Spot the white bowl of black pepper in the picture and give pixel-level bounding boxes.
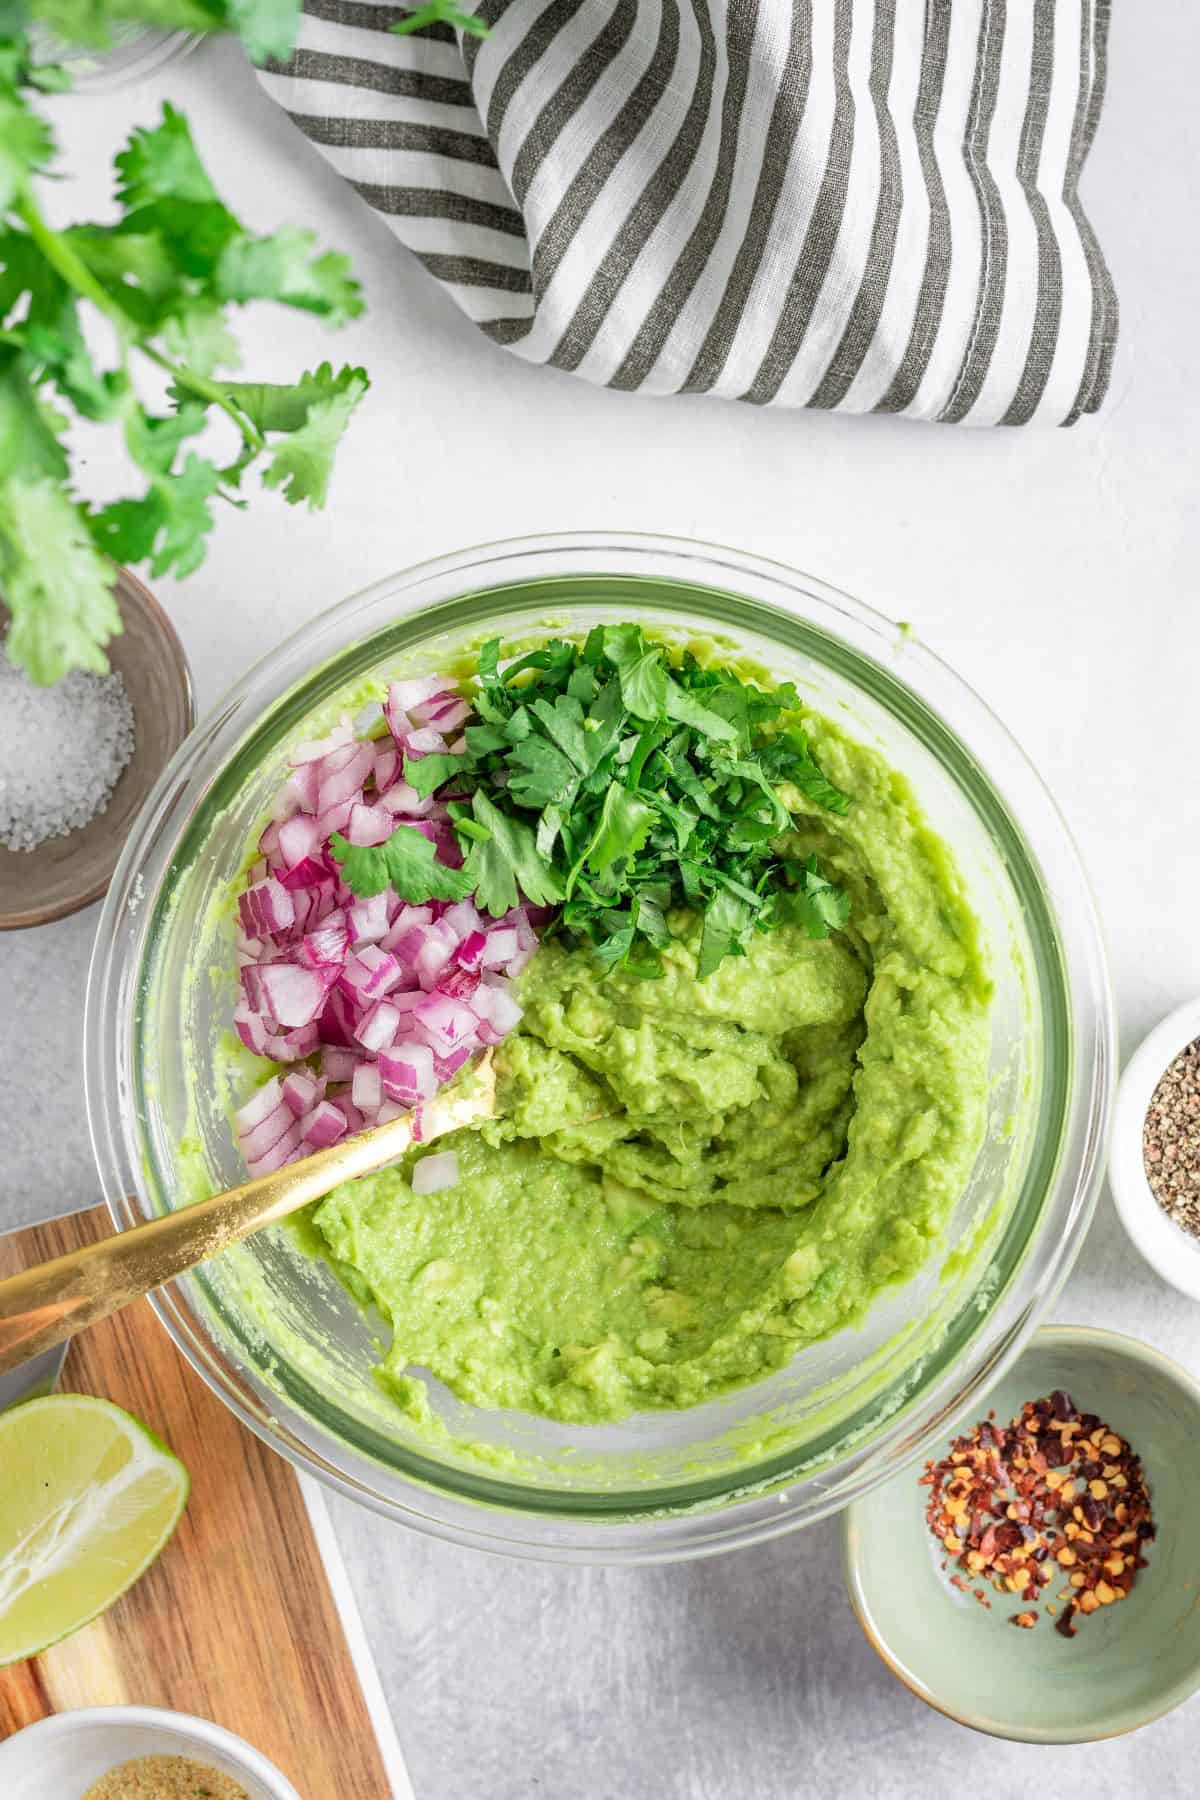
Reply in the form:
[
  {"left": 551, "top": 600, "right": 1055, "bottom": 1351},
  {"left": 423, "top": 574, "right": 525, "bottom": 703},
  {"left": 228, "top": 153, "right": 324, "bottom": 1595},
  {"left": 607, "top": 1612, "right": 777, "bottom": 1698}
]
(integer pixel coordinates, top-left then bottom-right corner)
[
  {"left": 0, "top": 1705, "right": 300, "bottom": 1800},
  {"left": 1109, "top": 997, "right": 1200, "bottom": 1303}
]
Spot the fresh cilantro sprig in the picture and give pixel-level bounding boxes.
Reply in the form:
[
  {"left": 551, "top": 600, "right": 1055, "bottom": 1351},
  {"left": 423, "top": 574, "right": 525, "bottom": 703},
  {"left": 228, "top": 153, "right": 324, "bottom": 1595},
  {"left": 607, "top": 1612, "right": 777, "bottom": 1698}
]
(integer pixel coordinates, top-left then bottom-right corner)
[
  {"left": 334, "top": 629, "right": 853, "bottom": 979},
  {"left": 0, "top": 5, "right": 368, "bottom": 683},
  {"left": 330, "top": 825, "right": 472, "bottom": 903},
  {"left": 392, "top": 2, "right": 489, "bottom": 37}
]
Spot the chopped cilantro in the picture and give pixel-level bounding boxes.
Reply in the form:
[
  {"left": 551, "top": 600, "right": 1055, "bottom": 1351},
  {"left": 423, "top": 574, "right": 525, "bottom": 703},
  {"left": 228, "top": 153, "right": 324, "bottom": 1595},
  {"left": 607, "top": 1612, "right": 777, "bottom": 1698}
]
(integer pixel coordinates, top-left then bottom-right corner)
[
  {"left": 330, "top": 824, "right": 472, "bottom": 904},
  {"left": 337, "top": 631, "right": 851, "bottom": 978},
  {"left": 460, "top": 790, "right": 566, "bottom": 916},
  {"left": 369, "top": 628, "right": 852, "bottom": 978}
]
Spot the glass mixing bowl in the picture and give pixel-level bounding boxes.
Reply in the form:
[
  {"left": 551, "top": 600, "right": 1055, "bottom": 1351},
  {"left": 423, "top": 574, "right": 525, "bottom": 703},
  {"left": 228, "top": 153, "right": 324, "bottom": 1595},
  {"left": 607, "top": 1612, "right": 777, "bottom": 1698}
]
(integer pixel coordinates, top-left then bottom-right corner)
[{"left": 84, "top": 534, "right": 1113, "bottom": 1561}]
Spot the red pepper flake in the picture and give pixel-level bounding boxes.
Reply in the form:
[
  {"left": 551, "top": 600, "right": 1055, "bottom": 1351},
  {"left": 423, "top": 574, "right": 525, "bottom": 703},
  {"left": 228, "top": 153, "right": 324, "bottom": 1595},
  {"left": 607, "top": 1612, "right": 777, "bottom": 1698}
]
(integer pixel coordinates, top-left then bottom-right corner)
[{"left": 921, "top": 1392, "right": 1154, "bottom": 1641}]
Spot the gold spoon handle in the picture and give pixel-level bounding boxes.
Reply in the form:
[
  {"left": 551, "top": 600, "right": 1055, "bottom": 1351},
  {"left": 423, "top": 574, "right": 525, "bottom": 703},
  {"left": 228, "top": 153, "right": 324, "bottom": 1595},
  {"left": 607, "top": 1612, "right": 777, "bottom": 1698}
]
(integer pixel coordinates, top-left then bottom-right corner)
[{"left": 0, "top": 1057, "right": 495, "bottom": 1377}]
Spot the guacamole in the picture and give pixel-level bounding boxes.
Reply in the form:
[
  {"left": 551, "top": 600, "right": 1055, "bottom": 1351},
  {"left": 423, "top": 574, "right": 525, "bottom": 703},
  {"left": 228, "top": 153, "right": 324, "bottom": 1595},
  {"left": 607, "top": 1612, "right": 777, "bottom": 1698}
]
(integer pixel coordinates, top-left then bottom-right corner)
[{"left": 312, "top": 713, "right": 991, "bottom": 1425}]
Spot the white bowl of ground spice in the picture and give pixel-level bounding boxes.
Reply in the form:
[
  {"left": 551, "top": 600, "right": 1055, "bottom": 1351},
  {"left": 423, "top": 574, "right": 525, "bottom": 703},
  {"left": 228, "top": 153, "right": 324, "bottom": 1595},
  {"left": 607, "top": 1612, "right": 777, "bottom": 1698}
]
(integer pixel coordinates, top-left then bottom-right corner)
[
  {"left": 1110, "top": 997, "right": 1200, "bottom": 1303},
  {"left": 0, "top": 1706, "right": 300, "bottom": 1800}
]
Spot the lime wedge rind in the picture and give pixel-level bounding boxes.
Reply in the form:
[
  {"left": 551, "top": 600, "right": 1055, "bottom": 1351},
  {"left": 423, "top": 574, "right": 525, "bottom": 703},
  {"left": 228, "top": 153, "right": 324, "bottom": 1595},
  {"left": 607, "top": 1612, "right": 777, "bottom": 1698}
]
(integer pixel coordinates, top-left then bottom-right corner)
[{"left": 0, "top": 1393, "right": 189, "bottom": 1667}]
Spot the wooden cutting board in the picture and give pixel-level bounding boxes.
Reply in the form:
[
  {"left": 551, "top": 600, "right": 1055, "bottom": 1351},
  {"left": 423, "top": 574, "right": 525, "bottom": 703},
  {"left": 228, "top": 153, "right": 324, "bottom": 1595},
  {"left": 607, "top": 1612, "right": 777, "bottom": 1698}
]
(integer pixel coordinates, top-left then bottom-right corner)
[{"left": 0, "top": 1206, "right": 397, "bottom": 1799}]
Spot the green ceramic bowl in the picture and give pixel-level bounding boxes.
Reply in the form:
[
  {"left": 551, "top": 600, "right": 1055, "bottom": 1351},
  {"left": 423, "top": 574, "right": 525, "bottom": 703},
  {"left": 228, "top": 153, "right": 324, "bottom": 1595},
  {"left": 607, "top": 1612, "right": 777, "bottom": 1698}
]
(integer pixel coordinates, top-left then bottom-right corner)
[{"left": 841, "top": 1326, "right": 1200, "bottom": 1743}]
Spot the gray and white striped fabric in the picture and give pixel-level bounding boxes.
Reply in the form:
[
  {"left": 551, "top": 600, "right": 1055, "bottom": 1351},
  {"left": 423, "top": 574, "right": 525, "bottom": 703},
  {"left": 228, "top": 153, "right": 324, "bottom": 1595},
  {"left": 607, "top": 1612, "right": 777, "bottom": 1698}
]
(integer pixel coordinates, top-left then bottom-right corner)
[{"left": 260, "top": 0, "right": 1116, "bottom": 425}]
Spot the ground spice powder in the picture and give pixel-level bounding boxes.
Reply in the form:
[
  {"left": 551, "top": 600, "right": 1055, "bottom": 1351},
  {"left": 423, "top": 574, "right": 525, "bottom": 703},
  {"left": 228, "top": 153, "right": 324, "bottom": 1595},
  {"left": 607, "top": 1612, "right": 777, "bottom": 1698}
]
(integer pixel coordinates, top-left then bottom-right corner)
[
  {"left": 82, "top": 1753, "right": 250, "bottom": 1800},
  {"left": 920, "top": 1390, "right": 1155, "bottom": 1637},
  {"left": 1144, "top": 1036, "right": 1200, "bottom": 1237}
]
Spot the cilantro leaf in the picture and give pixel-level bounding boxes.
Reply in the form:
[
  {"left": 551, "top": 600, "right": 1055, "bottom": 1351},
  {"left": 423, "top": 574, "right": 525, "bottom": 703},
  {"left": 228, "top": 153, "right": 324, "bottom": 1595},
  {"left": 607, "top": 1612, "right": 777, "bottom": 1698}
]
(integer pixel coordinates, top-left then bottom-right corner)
[
  {"left": 0, "top": 355, "right": 69, "bottom": 484},
  {"left": 217, "top": 362, "right": 366, "bottom": 434},
  {"left": 402, "top": 749, "right": 473, "bottom": 798},
  {"left": 259, "top": 373, "right": 368, "bottom": 508},
  {"left": 0, "top": 90, "right": 53, "bottom": 209},
  {"left": 762, "top": 725, "right": 852, "bottom": 816},
  {"left": 697, "top": 888, "right": 756, "bottom": 982},
  {"left": 0, "top": 474, "right": 120, "bottom": 683},
  {"left": 663, "top": 675, "right": 737, "bottom": 741},
  {"left": 635, "top": 887, "right": 672, "bottom": 949},
  {"left": 529, "top": 692, "right": 590, "bottom": 769},
  {"left": 115, "top": 105, "right": 219, "bottom": 210},
  {"left": 216, "top": 225, "right": 363, "bottom": 324},
  {"left": 393, "top": 0, "right": 490, "bottom": 35},
  {"left": 464, "top": 722, "right": 507, "bottom": 756},
  {"left": 460, "top": 789, "right": 564, "bottom": 916},
  {"left": 579, "top": 782, "right": 655, "bottom": 878},
  {"left": 602, "top": 623, "right": 668, "bottom": 720},
  {"left": 330, "top": 824, "right": 473, "bottom": 903},
  {"left": 124, "top": 402, "right": 208, "bottom": 476},
  {"left": 777, "top": 856, "right": 851, "bottom": 939},
  {"left": 507, "top": 733, "right": 579, "bottom": 809},
  {"left": 225, "top": 0, "right": 303, "bottom": 62},
  {"left": 161, "top": 303, "right": 241, "bottom": 377}
]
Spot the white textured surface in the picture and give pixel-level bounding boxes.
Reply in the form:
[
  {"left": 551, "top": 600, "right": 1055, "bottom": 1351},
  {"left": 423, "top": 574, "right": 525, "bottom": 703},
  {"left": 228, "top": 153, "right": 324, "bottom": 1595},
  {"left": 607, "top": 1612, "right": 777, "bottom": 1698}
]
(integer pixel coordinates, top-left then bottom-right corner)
[{"left": 3, "top": 8, "right": 1199, "bottom": 1795}]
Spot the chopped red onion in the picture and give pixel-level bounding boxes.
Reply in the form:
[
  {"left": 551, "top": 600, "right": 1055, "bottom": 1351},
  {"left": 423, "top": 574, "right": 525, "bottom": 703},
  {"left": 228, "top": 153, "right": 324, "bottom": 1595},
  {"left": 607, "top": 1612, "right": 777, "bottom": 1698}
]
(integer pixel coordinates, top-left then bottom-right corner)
[
  {"left": 258, "top": 963, "right": 334, "bottom": 1029},
  {"left": 378, "top": 1042, "right": 436, "bottom": 1105},
  {"left": 300, "top": 1100, "right": 348, "bottom": 1149},
  {"left": 413, "top": 992, "right": 478, "bottom": 1053},
  {"left": 297, "top": 916, "right": 350, "bottom": 970},
  {"left": 348, "top": 892, "right": 389, "bottom": 945},
  {"left": 282, "top": 1070, "right": 325, "bottom": 1117},
  {"left": 378, "top": 781, "right": 434, "bottom": 818},
  {"left": 441, "top": 898, "right": 483, "bottom": 941},
  {"left": 314, "top": 796, "right": 355, "bottom": 842},
  {"left": 318, "top": 743, "right": 374, "bottom": 814},
  {"left": 478, "top": 927, "right": 519, "bottom": 968},
  {"left": 435, "top": 964, "right": 480, "bottom": 1002},
  {"left": 322, "top": 1045, "right": 363, "bottom": 1083},
  {"left": 235, "top": 1076, "right": 285, "bottom": 1134},
  {"left": 239, "top": 1099, "right": 296, "bottom": 1163},
  {"left": 343, "top": 945, "right": 405, "bottom": 1001},
  {"left": 346, "top": 801, "right": 394, "bottom": 847},
  {"left": 454, "top": 930, "right": 488, "bottom": 972},
  {"left": 472, "top": 983, "right": 523, "bottom": 1036},
  {"left": 404, "top": 726, "right": 447, "bottom": 760},
  {"left": 246, "top": 1120, "right": 304, "bottom": 1177},
  {"left": 411, "top": 695, "right": 471, "bottom": 733},
  {"left": 278, "top": 813, "right": 321, "bottom": 869},
  {"left": 331, "top": 1095, "right": 365, "bottom": 1134},
  {"left": 411, "top": 1150, "right": 459, "bottom": 1195},
  {"left": 290, "top": 719, "right": 354, "bottom": 765},
  {"left": 415, "top": 933, "right": 455, "bottom": 991},
  {"left": 235, "top": 673, "right": 544, "bottom": 1174},
  {"left": 433, "top": 1046, "right": 474, "bottom": 1082},
  {"left": 352, "top": 1061, "right": 383, "bottom": 1112},
  {"left": 355, "top": 998, "right": 402, "bottom": 1052},
  {"left": 388, "top": 676, "right": 448, "bottom": 716}
]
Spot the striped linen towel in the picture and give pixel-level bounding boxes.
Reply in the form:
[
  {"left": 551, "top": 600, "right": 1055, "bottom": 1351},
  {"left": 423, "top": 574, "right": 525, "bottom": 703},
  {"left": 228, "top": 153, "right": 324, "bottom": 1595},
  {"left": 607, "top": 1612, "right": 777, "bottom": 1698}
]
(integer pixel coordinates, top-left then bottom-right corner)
[{"left": 259, "top": 0, "right": 1117, "bottom": 425}]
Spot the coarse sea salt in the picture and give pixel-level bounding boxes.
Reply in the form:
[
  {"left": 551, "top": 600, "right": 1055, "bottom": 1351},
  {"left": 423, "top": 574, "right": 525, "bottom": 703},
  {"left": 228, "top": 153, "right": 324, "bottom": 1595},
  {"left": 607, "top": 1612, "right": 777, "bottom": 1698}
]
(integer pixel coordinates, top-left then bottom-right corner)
[{"left": 0, "top": 646, "right": 136, "bottom": 852}]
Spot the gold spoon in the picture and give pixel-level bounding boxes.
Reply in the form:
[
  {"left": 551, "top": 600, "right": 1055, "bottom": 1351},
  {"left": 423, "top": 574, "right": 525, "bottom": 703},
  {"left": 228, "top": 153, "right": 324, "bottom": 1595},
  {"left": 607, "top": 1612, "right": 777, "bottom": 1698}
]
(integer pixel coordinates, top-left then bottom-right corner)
[{"left": 0, "top": 1051, "right": 498, "bottom": 1378}]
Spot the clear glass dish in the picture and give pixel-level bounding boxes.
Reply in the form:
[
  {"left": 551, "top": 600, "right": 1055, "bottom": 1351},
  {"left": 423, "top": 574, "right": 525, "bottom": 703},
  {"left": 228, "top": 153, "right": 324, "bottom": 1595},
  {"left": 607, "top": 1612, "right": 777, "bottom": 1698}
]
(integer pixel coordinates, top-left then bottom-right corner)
[{"left": 84, "top": 534, "right": 1114, "bottom": 1562}]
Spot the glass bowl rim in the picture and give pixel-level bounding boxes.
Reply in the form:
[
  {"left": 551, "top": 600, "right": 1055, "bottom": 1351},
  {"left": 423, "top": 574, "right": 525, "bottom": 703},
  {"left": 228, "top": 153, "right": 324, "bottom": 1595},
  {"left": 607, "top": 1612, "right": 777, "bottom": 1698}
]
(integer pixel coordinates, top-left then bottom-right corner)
[{"left": 83, "top": 531, "right": 1115, "bottom": 1562}]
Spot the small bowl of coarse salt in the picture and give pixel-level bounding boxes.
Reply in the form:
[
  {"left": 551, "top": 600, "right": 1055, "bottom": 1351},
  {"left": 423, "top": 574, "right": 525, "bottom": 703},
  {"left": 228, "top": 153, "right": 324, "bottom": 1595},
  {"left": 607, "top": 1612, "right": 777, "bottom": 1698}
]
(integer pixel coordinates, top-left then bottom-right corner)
[
  {"left": 0, "top": 568, "right": 193, "bottom": 929},
  {"left": 1109, "top": 997, "right": 1200, "bottom": 1303}
]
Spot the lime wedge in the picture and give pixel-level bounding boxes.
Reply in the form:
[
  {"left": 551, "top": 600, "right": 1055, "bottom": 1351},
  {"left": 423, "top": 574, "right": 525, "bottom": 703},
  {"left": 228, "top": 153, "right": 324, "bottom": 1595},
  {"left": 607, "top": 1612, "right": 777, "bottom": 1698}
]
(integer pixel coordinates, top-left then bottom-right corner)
[{"left": 0, "top": 1393, "right": 189, "bottom": 1666}]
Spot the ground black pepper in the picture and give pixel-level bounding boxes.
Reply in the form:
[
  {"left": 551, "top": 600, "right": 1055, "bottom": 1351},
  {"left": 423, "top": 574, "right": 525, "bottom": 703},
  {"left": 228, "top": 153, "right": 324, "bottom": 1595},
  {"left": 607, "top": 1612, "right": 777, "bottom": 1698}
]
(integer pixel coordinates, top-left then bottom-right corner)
[{"left": 1144, "top": 1037, "right": 1200, "bottom": 1237}]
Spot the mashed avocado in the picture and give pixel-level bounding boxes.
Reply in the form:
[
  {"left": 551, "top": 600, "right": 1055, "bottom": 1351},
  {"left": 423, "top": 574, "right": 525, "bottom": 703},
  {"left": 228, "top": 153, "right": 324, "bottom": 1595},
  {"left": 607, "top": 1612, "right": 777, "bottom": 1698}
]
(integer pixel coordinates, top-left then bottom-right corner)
[{"left": 312, "top": 711, "right": 991, "bottom": 1426}]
